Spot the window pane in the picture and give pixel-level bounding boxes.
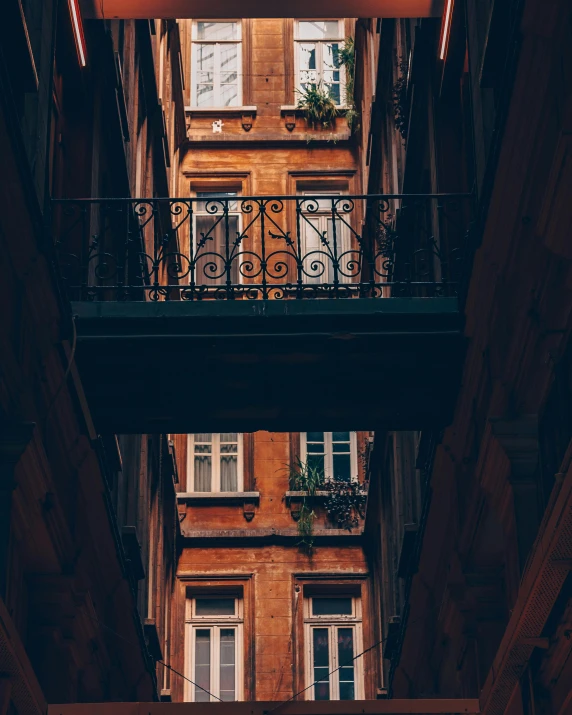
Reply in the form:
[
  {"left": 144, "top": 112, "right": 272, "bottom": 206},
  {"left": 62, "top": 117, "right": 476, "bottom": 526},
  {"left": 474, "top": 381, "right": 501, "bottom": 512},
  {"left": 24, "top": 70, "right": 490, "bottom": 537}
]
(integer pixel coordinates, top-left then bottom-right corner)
[
  {"left": 194, "top": 455, "right": 212, "bottom": 491},
  {"left": 197, "top": 22, "right": 239, "bottom": 41},
  {"left": 307, "top": 443, "right": 325, "bottom": 453},
  {"left": 194, "top": 629, "right": 211, "bottom": 702},
  {"left": 196, "top": 84, "right": 215, "bottom": 107},
  {"left": 299, "top": 43, "right": 317, "bottom": 71},
  {"left": 307, "top": 432, "right": 325, "bottom": 443},
  {"left": 195, "top": 433, "right": 213, "bottom": 443},
  {"left": 220, "top": 44, "right": 238, "bottom": 72},
  {"left": 333, "top": 454, "right": 351, "bottom": 481},
  {"left": 196, "top": 194, "right": 239, "bottom": 213},
  {"left": 220, "top": 453, "right": 238, "bottom": 491},
  {"left": 312, "top": 597, "right": 353, "bottom": 615},
  {"left": 337, "top": 628, "right": 355, "bottom": 700},
  {"left": 325, "top": 82, "right": 340, "bottom": 105},
  {"left": 308, "top": 454, "right": 325, "bottom": 477},
  {"left": 332, "top": 443, "right": 351, "bottom": 453},
  {"left": 196, "top": 44, "right": 215, "bottom": 71},
  {"left": 220, "top": 433, "right": 238, "bottom": 443},
  {"left": 219, "top": 629, "right": 236, "bottom": 701},
  {"left": 313, "top": 628, "right": 330, "bottom": 701},
  {"left": 195, "top": 216, "right": 239, "bottom": 285},
  {"left": 298, "top": 21, "right": 340, "bottom": 40},
  {"left": 195, "top": 597, "right": 235, "bottom": 615},
  {"left": 221, "top": 84, "right": 239, "bottom": 107},
  {"left": 324, "top": 42, "right": 341, "bottom": 70},
  {"left": 332, "top": 432, "right": 351, "bottom": 442}
]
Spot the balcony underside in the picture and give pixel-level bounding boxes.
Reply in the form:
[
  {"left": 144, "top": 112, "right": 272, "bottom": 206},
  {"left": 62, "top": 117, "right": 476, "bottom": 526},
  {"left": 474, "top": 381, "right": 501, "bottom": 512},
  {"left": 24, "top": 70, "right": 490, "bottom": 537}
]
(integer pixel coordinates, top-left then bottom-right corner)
[
  {"left": 79, "top": 0, "right": 443, "bottom": 18},
  {"left": 71, "top": 297, "right": 465, "bottom": 434}
]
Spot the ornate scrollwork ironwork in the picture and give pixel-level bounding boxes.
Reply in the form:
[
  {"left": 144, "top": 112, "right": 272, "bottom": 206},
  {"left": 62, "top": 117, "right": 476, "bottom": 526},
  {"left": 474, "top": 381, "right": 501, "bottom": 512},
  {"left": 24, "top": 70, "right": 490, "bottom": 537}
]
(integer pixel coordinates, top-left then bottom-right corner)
[{"left": 52, "top": 194, "right": 473, "bottom": 301}]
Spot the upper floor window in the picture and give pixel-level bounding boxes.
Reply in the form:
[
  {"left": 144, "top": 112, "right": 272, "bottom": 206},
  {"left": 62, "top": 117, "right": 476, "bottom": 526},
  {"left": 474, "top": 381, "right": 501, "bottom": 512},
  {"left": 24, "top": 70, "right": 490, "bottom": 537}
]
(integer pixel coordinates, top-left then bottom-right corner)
[
  {"left": 301, "top": 432, "right": 358, "bottom": 482},
  {"left": 186, "top": 594, "right": 243, "bottom": 701},
  {"left": 295, "top": 21, "right": 345, "bottom": 105},
  {"left": 194, "top": 191, "right": 240, "bottom": 286},
  {"left": 304, "top": 594, "right": 363, "bottom": 700},
  {"left": 189, "top": 433, "right": 243, "bottom": 492},
  {"left": 299, "top": 192, "right": 351, "bottom": 284},
  {"left": 191, "top": 21, "right": 241, "bottom": 107}
]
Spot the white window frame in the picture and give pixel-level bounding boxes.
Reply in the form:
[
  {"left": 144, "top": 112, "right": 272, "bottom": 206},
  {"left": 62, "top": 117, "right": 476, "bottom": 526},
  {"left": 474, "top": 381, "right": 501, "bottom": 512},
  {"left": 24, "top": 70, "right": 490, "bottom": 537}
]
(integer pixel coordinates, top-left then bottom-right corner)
[
  {"left": 187, "top": 433, "right": 244, "bottom": 493},
  {"left": 304, "top": 594, "right": 364, "bottom": 701},
  {"left": 192, "top": 191, "right": 243, "bottom": 288},
  {"left": 191, "top": 21, "right": 242, "bottom": 108},
  {"left": 300, "top": 432, "right": 358, "bottom": 482},
  {"left": 299, "top": 191, "right": 353, "bottom": 285},
  {"left": 294, "top": 20, "right": 346, "bottom": 107},
  {"left": 185, "top": 595, "right": 244, "bottom": 702}
]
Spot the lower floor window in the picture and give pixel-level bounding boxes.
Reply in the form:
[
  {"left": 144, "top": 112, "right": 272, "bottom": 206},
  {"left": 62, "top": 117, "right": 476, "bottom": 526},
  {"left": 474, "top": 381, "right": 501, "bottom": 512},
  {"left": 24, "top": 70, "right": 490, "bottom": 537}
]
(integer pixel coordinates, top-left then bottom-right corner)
[
  {"left": 305, "top": 594, "right": 363, "bottom": 700},
  {"left": 186, "top": 594, "right": 243, "bottom": 701},
  {"left": 192, "top": 626, "right": 238, "bottom": 701},
  {"left": 311, "top": 625, "right": 356, "bottom": 700}
]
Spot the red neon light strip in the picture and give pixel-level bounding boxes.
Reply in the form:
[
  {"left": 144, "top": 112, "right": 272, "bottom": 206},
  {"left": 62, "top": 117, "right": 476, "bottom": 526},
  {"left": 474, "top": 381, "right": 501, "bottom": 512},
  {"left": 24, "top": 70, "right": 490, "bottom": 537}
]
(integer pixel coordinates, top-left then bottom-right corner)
[
  {"left": 439, "top": 0, "right": 454, "bottom": 60},
  {"left": 69, "top": 0, "right": 87, "bottom": 67}
]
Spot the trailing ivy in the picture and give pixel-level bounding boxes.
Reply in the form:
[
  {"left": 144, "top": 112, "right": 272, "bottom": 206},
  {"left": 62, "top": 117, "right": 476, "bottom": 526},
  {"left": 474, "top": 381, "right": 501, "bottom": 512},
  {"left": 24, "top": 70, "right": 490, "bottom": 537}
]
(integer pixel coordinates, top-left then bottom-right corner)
[
  {"left": 339, "top": 36, "right": 359, "bottom": 132},
  {"left": 392, "top": 57, "right": 410, "bottom": 140},
  {"left": 296, "top": 503, "right": 317, "bottom": 553},
  {"left": 286, "top": 459, "right": 368, "bottom": 554}
]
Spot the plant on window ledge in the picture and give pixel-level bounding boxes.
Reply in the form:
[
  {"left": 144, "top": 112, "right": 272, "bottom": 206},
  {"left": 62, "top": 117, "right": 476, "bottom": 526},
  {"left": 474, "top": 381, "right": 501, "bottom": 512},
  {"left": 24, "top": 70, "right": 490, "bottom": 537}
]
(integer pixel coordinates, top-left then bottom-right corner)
[
  {"left": 286, "top": 458, "right": 323, "bottom": 554},
  {"left": 322, "top": 479, "right": 368, "bottom": 531},
  {"left": 392, "top": 57, "right": 410, "bottom": 141},
  {"left": 339, "top": 36, "right": 359, "bottom": 132},
  {"left": 296, "top": 83, "right": 339, "bottom": 130},
  {"left": 296, "top": 503, "right": 317, "bottom": 553},
  {"left": 286, "top": 459, "right": 368, "bottom": 552}
]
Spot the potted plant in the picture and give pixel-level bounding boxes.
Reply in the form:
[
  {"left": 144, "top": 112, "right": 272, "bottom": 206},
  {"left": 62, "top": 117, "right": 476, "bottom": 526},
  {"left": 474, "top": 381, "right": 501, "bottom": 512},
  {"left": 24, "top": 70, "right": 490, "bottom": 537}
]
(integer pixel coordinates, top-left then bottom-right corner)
[{"left": 296, "top": 82, "right": 339, "bottom": 129}]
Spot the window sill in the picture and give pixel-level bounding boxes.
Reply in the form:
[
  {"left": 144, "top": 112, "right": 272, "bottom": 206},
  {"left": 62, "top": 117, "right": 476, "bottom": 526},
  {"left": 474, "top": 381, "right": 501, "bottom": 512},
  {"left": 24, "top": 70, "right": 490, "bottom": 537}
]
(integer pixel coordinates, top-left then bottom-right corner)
[
  {"left": 285, "top": 490, "right": 332, "bottom": 503},
  {"left": 185, "top": 106, "right": 257, "bottom": 116},
  {"left": 280, "top": 105, "right": 350, "bottom": 115},
  {"left": 285, "top": 488, "right": 362, "bottom": 503},
  {"left": 177, "top": 491, "right": 260, "bottom": 505}
]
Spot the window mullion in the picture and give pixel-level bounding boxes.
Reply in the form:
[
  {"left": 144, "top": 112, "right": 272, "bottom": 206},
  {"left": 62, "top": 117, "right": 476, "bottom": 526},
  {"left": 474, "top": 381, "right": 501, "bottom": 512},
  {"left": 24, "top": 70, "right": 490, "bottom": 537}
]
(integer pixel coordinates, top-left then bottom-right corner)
[
  {"left": 211, "top": 626, "right": 218, "bottom": 701},
  {"left": 325, "top": 432, "right": 333, "bottom": 480},
  {"left": 330, "top": 625, "right": 337, "bottom": 700},
  {"left": 213, "top": 434, "right": 220, "bottom": 492},
  {"left": 214, "top": 43, "right": 221, "bottom": 105}
]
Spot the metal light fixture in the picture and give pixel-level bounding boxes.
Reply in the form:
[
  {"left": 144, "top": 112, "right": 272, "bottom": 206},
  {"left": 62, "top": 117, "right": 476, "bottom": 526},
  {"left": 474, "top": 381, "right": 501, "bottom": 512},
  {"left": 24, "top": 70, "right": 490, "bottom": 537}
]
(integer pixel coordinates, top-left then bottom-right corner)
[
  {"left": 439, "top": 0, "right": 454, "bottom": 60},
  {"left": 68, "top": 0, "right": 87, "bottom": 67}
]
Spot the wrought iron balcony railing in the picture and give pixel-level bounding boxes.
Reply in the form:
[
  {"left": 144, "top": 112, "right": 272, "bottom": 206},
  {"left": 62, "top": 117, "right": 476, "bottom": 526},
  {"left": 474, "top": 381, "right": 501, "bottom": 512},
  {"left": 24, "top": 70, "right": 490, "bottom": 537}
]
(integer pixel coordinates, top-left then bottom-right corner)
[{"left": 52, "top": 194, "right": 473, "bottom": 301}]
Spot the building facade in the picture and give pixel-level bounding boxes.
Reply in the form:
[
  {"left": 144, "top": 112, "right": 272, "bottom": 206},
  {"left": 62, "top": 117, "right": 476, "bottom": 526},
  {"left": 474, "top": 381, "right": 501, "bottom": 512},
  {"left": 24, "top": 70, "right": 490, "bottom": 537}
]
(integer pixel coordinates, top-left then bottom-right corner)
[
  {"left": 366, "top": 5, "right": 572, "bottom": 715},
  {"left": 0, "top": 5, "right": 186, "bottom": 709},
  {"left": 170, "top": 430, "right": 375, "bottom": 703}
]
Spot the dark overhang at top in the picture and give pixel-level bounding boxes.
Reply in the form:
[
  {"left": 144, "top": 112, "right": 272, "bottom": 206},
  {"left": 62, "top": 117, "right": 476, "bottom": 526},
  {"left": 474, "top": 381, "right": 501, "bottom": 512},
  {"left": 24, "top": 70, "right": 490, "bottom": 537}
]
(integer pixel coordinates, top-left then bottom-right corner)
[{"left": 79, "top": 0, "right": 443, "bottom": 18}]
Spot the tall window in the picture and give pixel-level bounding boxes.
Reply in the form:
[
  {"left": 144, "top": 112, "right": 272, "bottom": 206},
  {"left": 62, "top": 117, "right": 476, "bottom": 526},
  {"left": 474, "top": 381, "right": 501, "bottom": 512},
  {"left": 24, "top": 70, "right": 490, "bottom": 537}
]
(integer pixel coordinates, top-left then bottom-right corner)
[
  {"left": 191, "top": 21, "right": 241, "bottom": 107},
  {"left": 194, "top": 192, "right": 240, "bottom": 287},
  {"left": 299, "top": 193, "right": 351, "bottom": 284},
  {"left": 186, "top": 595, "right": 243, "bottom": 701},
  {"left": 188, "top": 434, "right": 243, "bottom": 492},
  {"left": 304, "top": 594, "right": 363, "bottom": 700},
  {"left": 301, "top": 432, "right": 358, "bottom": 482},
  {"left": 295, "top": 21, "right": 345, "bottom": 105}
]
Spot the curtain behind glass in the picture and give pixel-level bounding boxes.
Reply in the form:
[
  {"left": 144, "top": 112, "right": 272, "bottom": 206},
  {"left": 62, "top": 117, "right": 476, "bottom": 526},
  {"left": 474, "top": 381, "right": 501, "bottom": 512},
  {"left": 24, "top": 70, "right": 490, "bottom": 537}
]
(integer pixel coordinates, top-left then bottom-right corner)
[
  {"left": 220, "top": 433, "right": 238, "bottom": 491},
  {"left": 194, "top": 433, "right": 212, "bottom": 491}
]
